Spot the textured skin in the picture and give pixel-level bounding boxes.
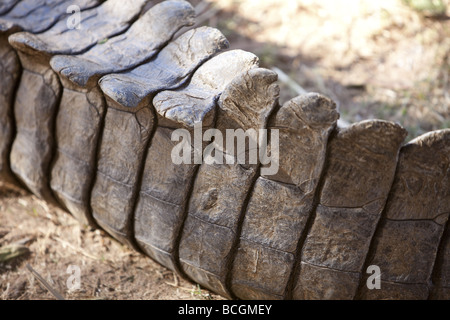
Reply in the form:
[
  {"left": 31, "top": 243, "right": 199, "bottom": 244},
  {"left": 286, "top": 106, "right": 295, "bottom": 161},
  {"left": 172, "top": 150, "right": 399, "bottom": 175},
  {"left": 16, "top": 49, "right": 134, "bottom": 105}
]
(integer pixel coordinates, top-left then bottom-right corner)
[
  {"left": 8, "top": 0, "right": 147, "bottom": 57},
  {"left": 0, "top": 0, "right": 102, "bottom": 186},
  {"left": 147, "top": 50, "right": 260, "bottom": 278},
  {"left": 48, "top": 0, "right": 197, "bottom": 226},
  {"left": 0, "top": 0, "right": 100, "bottom": 34},
  {"left": 100, "top": 27, "right": 230, "bottom": 271},
  {"left": 0, "top": 0, "right": 19, "bottom": 16},
  {"left": 293, "top": 121, "right": 407, "bottom": 299},
  {"left": 1, "top": 1, "right": 449, "bottom": 300},
  {"left": 177, "top": 67, "right": 279, "bottom": 298},
  {"left": 232, "top": 94, "right": 339, "bottom": 299},
  {"left": 6, "top": 0, "right": 148, "bottom": 204},
  {"left": 358, "top": 130, "right": 450, "bottom": 299},
  {"left": 0, "top": 34, "right": 20, "bottom": 186},
  {"left": 50, "top": 0, "right": 196, "bottom": 88},
  {"left": 90, "top": 26, "right": 229, "bottom": 246}
]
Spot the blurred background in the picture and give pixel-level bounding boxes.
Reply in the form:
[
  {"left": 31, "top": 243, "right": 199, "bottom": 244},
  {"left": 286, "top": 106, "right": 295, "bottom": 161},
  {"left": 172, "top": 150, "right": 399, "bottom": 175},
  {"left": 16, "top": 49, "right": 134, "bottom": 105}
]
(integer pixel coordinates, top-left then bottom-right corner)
[{"left": 165, "top": 0, "right": 449, "bottom": 141}]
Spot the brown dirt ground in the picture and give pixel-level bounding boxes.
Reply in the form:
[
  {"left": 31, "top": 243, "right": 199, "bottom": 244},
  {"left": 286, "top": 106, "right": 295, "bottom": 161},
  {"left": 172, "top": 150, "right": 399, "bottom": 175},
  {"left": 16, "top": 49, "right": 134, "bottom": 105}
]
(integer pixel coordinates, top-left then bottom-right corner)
[
  {"left": 0, "top": 183, "right": 223, "bottom": 300},
  {"left": 1, "top": 0, "right": 449, "bottom": 300}
]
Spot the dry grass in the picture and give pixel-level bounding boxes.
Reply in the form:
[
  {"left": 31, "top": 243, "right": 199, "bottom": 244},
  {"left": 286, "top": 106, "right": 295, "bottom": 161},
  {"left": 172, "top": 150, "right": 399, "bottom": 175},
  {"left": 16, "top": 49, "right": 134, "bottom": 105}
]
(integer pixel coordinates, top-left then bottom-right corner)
[{"left": 0, "top": 184, "right": 222, "bottom": 300}]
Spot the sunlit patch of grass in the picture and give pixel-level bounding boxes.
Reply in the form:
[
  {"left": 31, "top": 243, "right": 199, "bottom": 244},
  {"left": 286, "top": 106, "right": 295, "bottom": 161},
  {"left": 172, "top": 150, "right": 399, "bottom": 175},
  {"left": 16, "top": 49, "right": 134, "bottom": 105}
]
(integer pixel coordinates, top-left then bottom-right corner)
[
  {"left": 402, "top": 0, "right": 447, "bottom": 16},
  {"left": 190, "top": 284, "right": 213, "bottom": 300},
  {"left": 256, "top": 44, "right": 279, "bottom": 68},
  {"left": 216, "top": 18, "right": 238, "bottom": 38}
]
